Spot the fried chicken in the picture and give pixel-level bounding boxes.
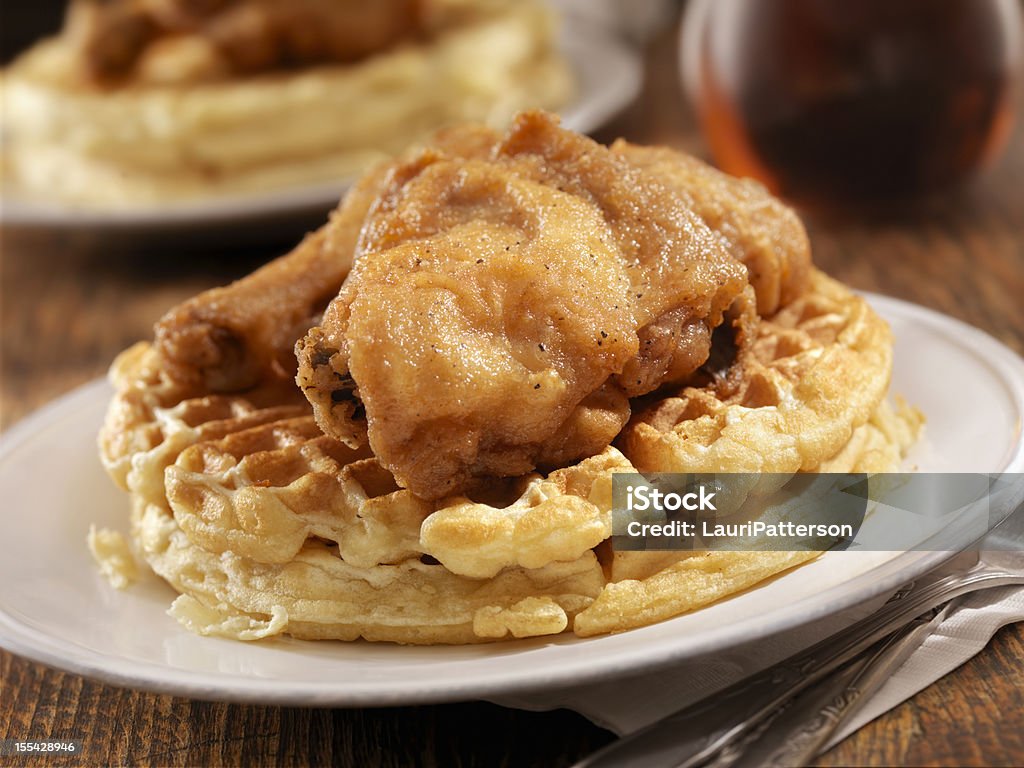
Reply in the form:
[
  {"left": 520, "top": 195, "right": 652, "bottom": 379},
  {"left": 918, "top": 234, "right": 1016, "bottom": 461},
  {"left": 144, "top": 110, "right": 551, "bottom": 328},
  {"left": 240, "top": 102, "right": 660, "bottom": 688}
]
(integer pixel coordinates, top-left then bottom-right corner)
[
  {"left": 156, "top": 111, "right": 811, "bottom": 501},
  {"left": 153, "top": 161, "right": 391, "bottom": 391},
  {"left": 295, "top": 112, "right": 751, "bottom": 499},
  {"left": 64, "top": 0, "right": 426, "bottom": 84},
  {"left": 151, "top": 120, "right": 505, "bottom": 392},
  {"left": 613, "top": 143, "right": 811, "bottom": 315}
]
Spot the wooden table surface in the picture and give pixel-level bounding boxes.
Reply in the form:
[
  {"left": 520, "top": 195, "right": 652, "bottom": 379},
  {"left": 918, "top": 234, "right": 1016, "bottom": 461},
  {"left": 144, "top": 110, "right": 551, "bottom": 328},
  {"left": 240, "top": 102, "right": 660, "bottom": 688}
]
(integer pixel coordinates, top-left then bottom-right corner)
[{"left": 2, "top": 13, "right": 1024, "bottom": 768}]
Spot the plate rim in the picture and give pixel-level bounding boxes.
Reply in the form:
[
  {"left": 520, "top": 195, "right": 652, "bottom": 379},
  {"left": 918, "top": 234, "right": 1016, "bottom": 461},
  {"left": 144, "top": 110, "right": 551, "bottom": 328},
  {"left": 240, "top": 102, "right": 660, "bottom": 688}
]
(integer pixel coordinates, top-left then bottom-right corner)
[{"left": 1, "top": 293, "right": 1022, "bottom": 706}]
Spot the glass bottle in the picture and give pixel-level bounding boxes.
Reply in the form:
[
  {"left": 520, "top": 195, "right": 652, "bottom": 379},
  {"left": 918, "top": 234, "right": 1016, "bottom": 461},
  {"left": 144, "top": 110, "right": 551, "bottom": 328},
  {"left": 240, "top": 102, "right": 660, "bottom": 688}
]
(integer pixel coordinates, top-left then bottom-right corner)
[{"left": 682, "top": 0, "right": 1022, "bottom": 204}]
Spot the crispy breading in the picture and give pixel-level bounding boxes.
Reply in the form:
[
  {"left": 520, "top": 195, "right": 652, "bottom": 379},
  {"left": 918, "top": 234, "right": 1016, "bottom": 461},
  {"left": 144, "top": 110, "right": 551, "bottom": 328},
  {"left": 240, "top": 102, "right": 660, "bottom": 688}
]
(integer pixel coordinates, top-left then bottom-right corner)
[
  {"left": 613, "top": 142, "right": 811, "bottom": 316},
  {"left": 297, "top": 112, "right": 749, "bottom": 499}
]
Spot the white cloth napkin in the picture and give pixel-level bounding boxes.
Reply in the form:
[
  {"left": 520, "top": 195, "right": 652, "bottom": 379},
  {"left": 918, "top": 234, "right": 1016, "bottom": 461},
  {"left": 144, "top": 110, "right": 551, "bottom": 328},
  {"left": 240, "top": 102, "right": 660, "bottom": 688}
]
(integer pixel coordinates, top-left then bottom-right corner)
[{"left": 489, "top": 567, "right": 1024, "bottom": 752}]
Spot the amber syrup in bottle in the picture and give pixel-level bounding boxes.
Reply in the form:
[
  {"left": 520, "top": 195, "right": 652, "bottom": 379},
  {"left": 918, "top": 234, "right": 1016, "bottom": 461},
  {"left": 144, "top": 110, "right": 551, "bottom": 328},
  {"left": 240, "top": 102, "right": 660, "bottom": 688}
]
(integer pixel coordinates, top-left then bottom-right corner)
[{"left": 683, "top": 0, "right": 1021, "bottom": 205}]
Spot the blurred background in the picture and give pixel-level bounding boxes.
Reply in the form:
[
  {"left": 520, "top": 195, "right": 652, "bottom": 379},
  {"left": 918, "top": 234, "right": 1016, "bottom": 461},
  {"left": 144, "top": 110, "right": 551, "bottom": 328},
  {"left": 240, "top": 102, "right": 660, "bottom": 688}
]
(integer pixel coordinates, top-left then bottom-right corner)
[
  {"left": 3, "top": 0, "right": 1020, "bottom": 208},
  {"left": 1, "top": 3, "right": 1024, "bottom": 765},
  {"left": 2, "top": 4, "right": 66, "bottom": 61}
]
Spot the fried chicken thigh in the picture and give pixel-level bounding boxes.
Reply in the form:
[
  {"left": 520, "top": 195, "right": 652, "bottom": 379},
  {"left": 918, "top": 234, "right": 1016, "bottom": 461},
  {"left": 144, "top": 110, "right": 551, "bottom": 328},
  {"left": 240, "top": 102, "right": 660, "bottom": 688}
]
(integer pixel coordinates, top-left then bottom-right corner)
[{"left": 296, "top": 112, "right": 751, "bottom": 499}]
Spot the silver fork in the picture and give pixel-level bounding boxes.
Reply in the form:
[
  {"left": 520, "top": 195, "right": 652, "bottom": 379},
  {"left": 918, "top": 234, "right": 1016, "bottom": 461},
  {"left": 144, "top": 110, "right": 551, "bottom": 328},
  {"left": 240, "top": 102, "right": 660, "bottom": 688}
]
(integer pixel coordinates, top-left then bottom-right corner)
[
  {"left": 709, "top": 597, "right": 964, "bottom": 768},
  {"left": 574, "top": 498, "right": 1024, "bottom": 768}
]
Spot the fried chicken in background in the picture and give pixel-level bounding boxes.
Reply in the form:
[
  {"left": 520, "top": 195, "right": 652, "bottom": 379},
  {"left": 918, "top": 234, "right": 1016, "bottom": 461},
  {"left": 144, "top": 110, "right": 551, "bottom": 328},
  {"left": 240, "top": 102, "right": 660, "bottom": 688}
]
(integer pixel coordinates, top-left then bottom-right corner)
[{"left": 63, "top": 0, "right": 427, "bottom": 84}]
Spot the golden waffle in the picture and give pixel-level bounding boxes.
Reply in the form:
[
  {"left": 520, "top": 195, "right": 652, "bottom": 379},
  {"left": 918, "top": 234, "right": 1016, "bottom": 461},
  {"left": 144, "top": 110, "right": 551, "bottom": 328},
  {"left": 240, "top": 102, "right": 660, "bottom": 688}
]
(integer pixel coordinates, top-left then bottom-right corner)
[
  {"left": 621, "top": 269, "right": 895, "bottom": 476},
  {"left": 100, "top": 343, "right": 629, "bottom": 642},
  {"left": 582, "top": 395, "right": 922, "bottom": 637},
  {"left": 97, "top": 316, "right": 920, "bottom": 643},
  {"left": 99, "top": 343, "right": 310, "bottom": 513},
  {"left": 586, "top": 270, "right": 919, "bottom": 638},
  {"left": 136, "top": 494, "right": 606, "bottom": 643}
]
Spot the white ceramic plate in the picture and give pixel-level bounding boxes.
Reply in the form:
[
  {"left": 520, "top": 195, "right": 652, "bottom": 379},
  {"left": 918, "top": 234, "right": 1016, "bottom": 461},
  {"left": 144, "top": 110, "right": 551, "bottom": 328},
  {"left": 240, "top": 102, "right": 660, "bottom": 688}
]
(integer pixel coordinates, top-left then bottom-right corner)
[
  {"left": 0, "top": 23, "right": 642, "bottom": 232},
  {"left": 1, "top": 295, "right": 1023, "bottom": 706}
]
